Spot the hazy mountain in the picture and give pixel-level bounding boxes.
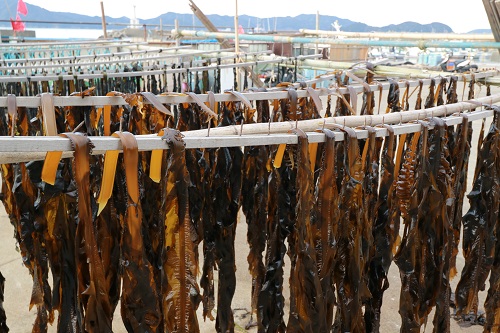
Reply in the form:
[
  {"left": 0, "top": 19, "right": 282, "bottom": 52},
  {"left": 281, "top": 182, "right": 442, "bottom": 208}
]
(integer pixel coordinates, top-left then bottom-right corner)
[
  {"left": 0, "top": 0, "right": 456, "bottom": 33},
  {"left": 468, "top": 28, "right": 492, "bottom": 34}
]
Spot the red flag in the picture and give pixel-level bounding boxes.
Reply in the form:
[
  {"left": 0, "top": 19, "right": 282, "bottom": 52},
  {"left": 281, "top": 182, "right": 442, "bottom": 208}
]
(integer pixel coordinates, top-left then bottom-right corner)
[
  {"left": 10, "top": 15, "right": 25, "bottom": 31},
  {"left": 17, "top": 0, "right": 28, "bottom": 16}
]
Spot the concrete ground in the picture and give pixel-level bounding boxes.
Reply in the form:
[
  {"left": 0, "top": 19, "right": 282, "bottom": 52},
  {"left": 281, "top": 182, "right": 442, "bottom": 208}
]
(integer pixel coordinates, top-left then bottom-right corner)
[{"left": 1, "top": 85, "right": 497, "bottom": 332}]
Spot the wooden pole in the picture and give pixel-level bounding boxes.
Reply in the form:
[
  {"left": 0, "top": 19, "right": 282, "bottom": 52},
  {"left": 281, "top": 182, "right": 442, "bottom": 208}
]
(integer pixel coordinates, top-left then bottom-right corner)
[
  {"left": 235, "top": 0, "right": 240, "bottom": 90},
  {"left": 175, "top": 19, "right": 180, "bottom": 47},
  {"left": 0, "top": 103, "right": 495, "bottom": 164},
  {"left": 100, "top": 1, "right": 108, "bottom": 39},
  {"left": 188, "top": 0, "right": 263, "bottom": 88}
]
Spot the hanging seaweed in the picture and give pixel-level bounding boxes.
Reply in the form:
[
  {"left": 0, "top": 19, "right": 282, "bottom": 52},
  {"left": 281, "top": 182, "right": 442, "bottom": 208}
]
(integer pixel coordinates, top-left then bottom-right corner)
[
  {"left": 287, "top": 129, "right": 327, "bottom": 333},
  {"left": 365, "top": 125, "right": 399, "bottom": 332},
  {"left": 311, "top": 129, "right": 339, "bottom": 328},
  {"left": 455, "top": 108, "right": 500, "bottom": 324},
  {"left": 332, "top": 126, "right": 368, "bottom": 333},
  {"left": 258, "top": 93, "right": 298, "bottom": 333},
  {"left": 360, "top": 64, "right": 376, "bottom": 116},
  {"left": 424, "top": 79, "right": 436, "bottom": 109},
  {"left": 395, "top": 117, "right": 453, "bottom": 332},
  {"left": 241, "top": 92, "right": 270, "bottom": 327},
  {"left": 211, "top": 101, "right": 243, "bottom": 332},
  {"left": 161, "top": 129, "right": 201, "bottom": 333},
  {"left": 386, "top": 79, "right": 401, "bottom": 113},
  {"left": 113, "top": 132, "right": 161, "bottom": 332},
  {"left": 415, "top": 80, "right": 424, "bottom": 110}
]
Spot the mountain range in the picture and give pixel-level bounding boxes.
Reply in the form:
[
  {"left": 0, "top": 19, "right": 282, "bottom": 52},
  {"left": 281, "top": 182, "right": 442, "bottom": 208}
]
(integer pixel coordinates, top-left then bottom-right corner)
[{"left": 0, "top": 0, "right": 490, "bottom": 34}]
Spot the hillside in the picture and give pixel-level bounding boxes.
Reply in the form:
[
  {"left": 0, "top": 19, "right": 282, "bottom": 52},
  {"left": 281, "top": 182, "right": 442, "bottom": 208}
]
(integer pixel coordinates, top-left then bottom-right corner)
[{"left": 0, "top": 0, "right": 455, "bottom": 33}]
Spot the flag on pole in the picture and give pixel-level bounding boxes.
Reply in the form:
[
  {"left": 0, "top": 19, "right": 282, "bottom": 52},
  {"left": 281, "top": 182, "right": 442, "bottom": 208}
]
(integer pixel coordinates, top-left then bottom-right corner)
[
  {"left": 17, "top": 0, "right": 28, "bottom": 16},
  {"left": 10, "top": 15, "right": 25, "bottom": 31}
]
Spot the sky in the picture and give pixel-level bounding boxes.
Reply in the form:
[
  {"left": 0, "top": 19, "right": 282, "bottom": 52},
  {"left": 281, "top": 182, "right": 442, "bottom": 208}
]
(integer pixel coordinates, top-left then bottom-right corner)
[{"left": 24, "top": 0, "right": 491, "bottom": 33}]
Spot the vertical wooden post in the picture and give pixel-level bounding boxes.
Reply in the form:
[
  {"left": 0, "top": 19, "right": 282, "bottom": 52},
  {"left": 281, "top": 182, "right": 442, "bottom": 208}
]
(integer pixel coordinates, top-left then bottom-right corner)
[
  {"left": 175, "top": 19, "right": 180, "bottom": 47},
  {"left": 234, "top": 0, "right": 240, "bottom": 90},
  {"left": 100, "top": 1, "right": 108, "bottom": 39}
]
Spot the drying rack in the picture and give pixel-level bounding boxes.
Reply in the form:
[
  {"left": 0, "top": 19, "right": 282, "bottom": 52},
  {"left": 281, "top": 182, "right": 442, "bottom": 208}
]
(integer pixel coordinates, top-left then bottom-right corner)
[
  {"left": 0, "top": 53, "right": 307, "bottom": 78},
  {"left": 0, "top": 70, "right": 497, "bottom": 164}
]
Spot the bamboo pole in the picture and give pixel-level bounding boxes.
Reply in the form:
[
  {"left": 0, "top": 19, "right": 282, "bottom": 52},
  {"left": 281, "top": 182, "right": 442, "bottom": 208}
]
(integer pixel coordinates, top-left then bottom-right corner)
[
  {"left": 100, "top": 1, "right": 108, "bottom": 39},
  {"left": 299, "top": 29, "right": 496, "bottom": 41},
  {"left": 0, "top": 71, "right": 494, "bottom": 108},
  {"left": 0, "top": 95, "right": 497, "bottom": 164},
  {"left": 176, "top": 29, "right": 500, "bottom": 49}
]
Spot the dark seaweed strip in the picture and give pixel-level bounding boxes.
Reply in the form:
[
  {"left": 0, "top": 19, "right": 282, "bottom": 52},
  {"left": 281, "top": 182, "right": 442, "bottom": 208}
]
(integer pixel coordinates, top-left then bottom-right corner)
[
  {"left": 334, "top": 73, "right": 351, "bottom": 117},
  {"left": 394, "top": 131, "right": 424, "bottom": 332},
  {"left": 365, "top": 125, "right": 398, "bottom": 332},
  {"left": 175, "top": 102, "right": 204, "bottom": 257},
  {"left": 114, "top": 132, "right": 161, "bottom": 332},
  {"left": 312, "top": 129, "right": 339, "bottom": 328},
  {"left": 360, "top": 65, "right": 375, "bottom": 116},
  {"left": 161, "top": 129, "right": 201, "bottom": 333},
  {"left": 456, "top": 109, "right": 500, "bottom": 318},
  {"left": 63, "top": 132, "right": 114, "bottom": 332},
  {"left": 361, "top": 128, "right": 382, "bottom": 285},
  {"left": 431, "top": 118, "right": 454, "bottom": 333},
  {"left": 396, "top": 118, "right": 452, "bottom": 332},
  {"left": 424, "top": 79, "right": 436, "bottom": 109},
  {"left": 483, "top": 111, "right": 500, "bottom": 333},
  {"left": 0, "top": 272, "right": 7, "bottom": 333},
  {"left": 435, "top": 80, "right": 446, "bottom": 107},
  {"left": 448, "top": 116, "right": 472, "bottom": 281},
  {"left": 11, "top": 107, "right": 52, "bottom": 333},
  {"left": 325, "top": 95, "right": 332, "bottom": 118},
  {"left": 87, "top": 103, "right": 123, "bottom": 323},
  {"left": 212, "top": 102, "right": 243, "bottom": 333},
  {"left": 241, "top": 96, "right": 270, "bottom": 323},
  {"left": 415, "top": 80, "right": 424, "bottom": 110},
  {"left": 332, "top": 126, "right": 366, "bottom": 333},
  {"left": 200, "top": 145, "right": 216, "bottom": 321},
  {"left": 386, "top": 80, "right": 401, "bottom": 113},
  {"left": 287, "top": 129, "right": 326, "bottom": 333},
  {"left": 257, "top": 152, "right": 287, "bottom": 333}
]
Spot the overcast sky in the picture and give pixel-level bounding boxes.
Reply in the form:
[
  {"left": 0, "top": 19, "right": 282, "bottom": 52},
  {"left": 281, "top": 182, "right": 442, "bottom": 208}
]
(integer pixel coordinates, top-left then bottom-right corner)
[{"left": 25, "top": 0, "right": 491, "bottom": 33}]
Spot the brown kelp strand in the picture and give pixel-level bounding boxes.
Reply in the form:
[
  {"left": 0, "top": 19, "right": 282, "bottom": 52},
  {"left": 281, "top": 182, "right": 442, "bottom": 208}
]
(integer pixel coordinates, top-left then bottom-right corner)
[
  {"left": 332, "top": 126, "right": 368, "bottom": 333},
  {"left": 484, "top": 113, "right": 500, "bottom": 333},
  {"left": 200, "top": 143, "right": 217, "bottom": 322},
  {"left": 126, "top": 93, "right": 173, "bottom": 301},
  {"left": 287, "top": 129, "right": 327, "bottom": 333},
  {"left": 360, "top": 64, "right": 376, "bottom": 116},
  {"left": 312, "top": 129, "right": 339, "bottom": 328},
  {"left": 0, "top": 272, "right": 7, "bottom": 333},
  {"left": 62, "top": 132, "right": 115, "bottom": 332},
  {"left": 211, "top": 101, "right": 243, "bottom": 333},
  {"left": 415, "top": 80, "right": 424, "bottom": 110},
  {"left": 241, "top": 94, "right": 270, "bottom": 325},
  {"left": 455, "top": 108, "right": 500, "bottom": 322},
  {"left": 175, "top": 101, "right": 206, "bottom": 256},
  {"left": 424, "top": 79, "right": 436, "bottom": 109},
  {"left": 334, "top": 73, "right": 351, "bottom": 117},
  {"left": 258, "top": 97, "right": 298, "bottom": 333},
  {"left": 11, "top": 106, "right": 53, "bottom": 333},
  {"left": 161, "top": 129, "right": 201, "bottom": 333},
  {"left": 431, "top": 118, "right": 454, "bottom": 333},
  {"left": 199, "top": 93, "right": 218, "bottom": 323},
  {"left": 386, "top": 80, "right": 401, "bottom": 113},
  {"left": 448, "top": 119, "right": 472, "bottom": 281},
  {"left": 395, "top": 118, "right": 453, "bottom": 332},
  {"left": 257, "top": 147, "right": 291, "bottom": 333},
  {"left": 365, "top": 125, "right": 398, "bottom": 332},
  {"left": 113, "top": 132, "right": 161, "bottom": 332}
]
